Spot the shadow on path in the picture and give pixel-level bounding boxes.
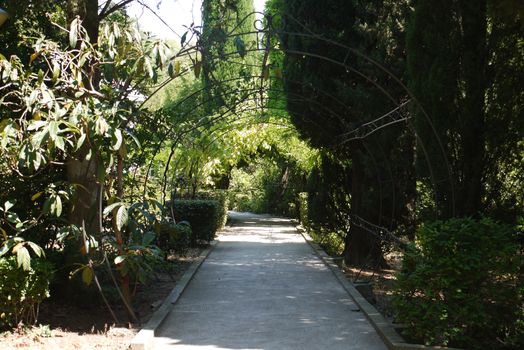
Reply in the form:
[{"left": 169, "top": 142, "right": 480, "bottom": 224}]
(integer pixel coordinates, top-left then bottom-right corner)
[{"left": 155, "top": 212, "right": 387, "bottom": 350}]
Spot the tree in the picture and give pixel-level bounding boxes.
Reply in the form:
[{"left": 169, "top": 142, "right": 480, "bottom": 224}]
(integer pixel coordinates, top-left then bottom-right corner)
[
  {"left": 408, "top": 0, "right": 523, "bottom": 220},
  {"left": 0, "top": 1, "right": 171, "bottom": 320},
  {"left": 201, "top": 0, "right": 257, "bottom": 113},
  {"left": 272, "top": 0, "right": 413, "bottom": 266}
]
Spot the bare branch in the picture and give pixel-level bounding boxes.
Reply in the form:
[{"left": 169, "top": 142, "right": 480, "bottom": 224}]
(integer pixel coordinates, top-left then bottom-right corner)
[
  {"left": 99, "top": 0, "right": 134, "bottom": 21},
  {"left": 136, "top": 0, "right": 181, "bottom": 38}
]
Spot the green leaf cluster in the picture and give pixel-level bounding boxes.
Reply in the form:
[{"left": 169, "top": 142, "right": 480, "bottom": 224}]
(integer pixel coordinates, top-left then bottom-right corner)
[
  {"left": 393, "top": 218, "right": 523, "bottom": 349},
  {"left": 0, "top": 256, "right": 53, "bottom": 328},
  {"left": 170, "top": 200, "right": 223, "bottom": 243}
]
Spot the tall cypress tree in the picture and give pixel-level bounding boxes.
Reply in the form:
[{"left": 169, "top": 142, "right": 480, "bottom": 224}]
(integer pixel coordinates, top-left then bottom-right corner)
[
  {"left": 201, "top": 0, "right": 257, "bottom": 112},
  {"left": 408, "top": 0, "right": 522, "bottom": 220},
  {"left": 274, "top": 0, "right": 413, "bottom": 266}
]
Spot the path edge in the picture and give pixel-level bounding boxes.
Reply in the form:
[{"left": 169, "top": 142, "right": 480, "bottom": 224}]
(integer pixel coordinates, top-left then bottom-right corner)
[
  {"left": 129, "top": 240, "right": 218, "bottom": 350},
  {"left": 296, "top": 224, "right": 461, "bottom": 350}
]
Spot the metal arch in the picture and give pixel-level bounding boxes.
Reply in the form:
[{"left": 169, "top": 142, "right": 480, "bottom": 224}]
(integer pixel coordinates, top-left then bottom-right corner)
[
  {"left": 132, "top": 11, "right": 456, "bottom": 218},
  {"left": 338, "top": 100, "right": 411, "bottom": 144},
  {"left": 142, "top": 98, "right": 408, "bottom": 233},
  {"left": 140, "top": 90, "right": 330, "bottom": 196},
  {"left": 134, "top": 74, "right": 366, "bottom": 193}
]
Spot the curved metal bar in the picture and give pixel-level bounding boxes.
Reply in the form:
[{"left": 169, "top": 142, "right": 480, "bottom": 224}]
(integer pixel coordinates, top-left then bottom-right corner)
[{"left": 130, "top": 11, "right": 455, "bottom": 217}]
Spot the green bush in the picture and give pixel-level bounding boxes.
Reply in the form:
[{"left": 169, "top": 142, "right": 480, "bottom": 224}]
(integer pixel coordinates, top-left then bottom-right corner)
[
  {"left": 158, "top": 221, "right": 192, "bottom": 253},
  {"left": 171, "top": 200, "right": 221, "bottom": 244},
  {"left": 195, "top": 190, "right": 229, "bottom": 230},
  {"left": 213, "top": 191, "right": 229, "bottom": 230},
  {"left": 0, "top": 256, "right": 54, "bottom": 329},
  {"left": 298, "top": 192, "right": 309, "bottom": 229},
  {"left": 393, "top": 217, "right": 523, "bottom": 349}
]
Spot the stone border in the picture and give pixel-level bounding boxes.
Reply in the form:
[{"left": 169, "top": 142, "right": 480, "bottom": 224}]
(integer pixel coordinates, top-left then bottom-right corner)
[
  {"left": 296, "top": 226, "right": 461, "bottom": 350},
  {"left": 129, "top": 240, "right": 218, "bottom": 350}
]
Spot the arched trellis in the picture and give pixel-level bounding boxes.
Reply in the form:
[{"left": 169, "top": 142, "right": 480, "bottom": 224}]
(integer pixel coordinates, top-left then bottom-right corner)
[{"left": 129, "top": 10, "right": 456, "bottom": 259}]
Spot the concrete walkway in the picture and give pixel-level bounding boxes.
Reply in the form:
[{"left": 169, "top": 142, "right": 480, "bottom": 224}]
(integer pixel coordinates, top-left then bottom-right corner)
[{"left": 155, "top": 212, "right": 387, "bottom": 350}]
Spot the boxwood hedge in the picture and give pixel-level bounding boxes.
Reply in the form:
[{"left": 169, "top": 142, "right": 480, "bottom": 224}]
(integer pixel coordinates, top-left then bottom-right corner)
[{"left": 170, "top": 199, "right": 221, "bottom": 244}]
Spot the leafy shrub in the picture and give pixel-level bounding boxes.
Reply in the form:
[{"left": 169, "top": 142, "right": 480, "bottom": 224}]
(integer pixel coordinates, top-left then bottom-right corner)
[
  {"left": 213, "top": 191, "right": 229, "bottom": 230},
  {"left": 393, "top": 217, "right": 523, "bottom": 349},
  {"left": 0, "top": 256, "right": 54, "bottom": 329},
  {"left": 158, "top": 221, "right": 192, "bottom": 253},
  {"left": 298, "top": 192, "right": 309, "bottom": 229},
  {"left": 194, "top": 190, "right": 229, "bottom": 230},
  {"left": 171, "top": 200, "right": 220, "bottom": 244}
]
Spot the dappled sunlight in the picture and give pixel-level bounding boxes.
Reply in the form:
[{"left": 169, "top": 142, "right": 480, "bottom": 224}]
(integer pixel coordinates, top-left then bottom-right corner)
[
  {"left": 218, "top": 235, "right": 302, "bottom": 244},
  {"left": 155, "top": 212, "right": 387, "bottom": 349}
]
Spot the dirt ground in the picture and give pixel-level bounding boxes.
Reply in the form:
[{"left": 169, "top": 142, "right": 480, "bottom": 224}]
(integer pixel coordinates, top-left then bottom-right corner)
[
  {"left": 1, "top": 248, "right": 202, "bottom": 350},
  {"left": 342, "top": 252, "right": 403, "bottom": 321}
]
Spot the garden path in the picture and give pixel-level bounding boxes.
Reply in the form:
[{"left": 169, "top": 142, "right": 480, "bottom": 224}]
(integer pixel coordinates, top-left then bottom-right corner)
[{"left": 155, "top": 211, "right": 387, "bottom": 350}]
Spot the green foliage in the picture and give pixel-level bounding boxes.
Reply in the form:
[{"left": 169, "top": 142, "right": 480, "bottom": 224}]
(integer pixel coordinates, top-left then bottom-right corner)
[
  {"left": 196, "top": 190, "right": 230, "bottom": 230},
  {"left": 408, "top": 0, "right": 524, "bottom": 219},
  {"left": 171, "top": 200, "right": 221, "bottom": 243},
  {"left": 0, "top": 201, "right": 48, "bottom": 271},
  {"left": 393, "top": 217, "right": 523, "bottom": 349},
  {"left": 0, "top": 256, "right": 53, "bottom": 329},
  {"left": 297, "top": 191, "right": 345, "bottom": 256},
  {"left": 158, "top": 221, "right": 192, "bottom": 254},
  {"left": 298, "top": 192, "right": 309, "bottom": 229},
  {"left": 202, "top": 0, "right": 258, "bottom": 112},
  {"left": 103, "top": 200, "right": 166, "bottom": 285},
  {"left": 273, "top": 0, "right": 415, "bottom": 265},
  {"left": 228, "top": 158, "right": 295, "bottom": 215},
  {"left": 229, "top": 165, "right": 266, "bottom": 212},
  {"left": 0, "top": 0, "right": 67, "bottom": 59}
]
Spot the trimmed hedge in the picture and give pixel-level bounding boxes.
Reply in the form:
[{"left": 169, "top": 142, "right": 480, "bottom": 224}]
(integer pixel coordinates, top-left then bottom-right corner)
[
  {"left": 0, "top": 256, "right": 54, "bottom": 329},
  {"left": 158, "top": 221, "right": 192, "bottom": 253},
  {"left": 171, "top": 200, "right": 221, "bottom": 244},
  {"left": 193, "top": 190, "right": 229, "bottom": 230},
  {"left": 393, "top": 217, "right": 523, "bottom": 349}
]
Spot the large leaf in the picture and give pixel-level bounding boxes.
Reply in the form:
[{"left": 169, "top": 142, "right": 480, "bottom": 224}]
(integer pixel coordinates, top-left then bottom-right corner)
[
  {"left": 95, "top": 117, "right": 109, "bottom": 136},
  {"left": 111, "top": 129, "right": 123, "bottom": 151},
  {"left": 4, "top": 200, "right": 15, "bottom": 211},
  {"left": 31, "top": 192, "right": 43, "bottom": 201},
  {"left": 54, "top": 136, "right": 65, "bottom": 151},
  {"left": 75, "top": 133, "right": 86, "bottom": 151},
  {"left": 49, "top": 195, "right": 62, "bottom": 217},
  {"left": 16, "top": 246, "right": 31, "bottom": 271},
  {"left": 31, "top": 130, "right": 48, "bottom": 149},
  {"left": 116, "top": 205, "right": 128, "bottom": 231},
  {"left": 0, "top": 242, "right": 9, "bottom": 256},
  {"left": 103, "top": 202, "right": 123, "bottom": 216},
  {"left": 193, "top": 61, "right": 201, "bottom": 78},
  {"left": 114, "top": 255, "right": 126, "bottom": 265},
  {"left": 168, "top": 62, "right": 175, "bottom": 78},
  {"left": 69, "top": 18, "right": 78, "bottom": 47},
  {"left": 142, "top": 231, "right": 156, "bottom": 246},
  {"left": 48, "top": 121, "right": 59, "bottom": 141},
  {"left": 82, "top": 266, "right": 93, "bottom": 285},
  {"left": 125, "top": 130, "right": 141, "bottom": 149},
  {"left": 27, "top": 241, "right": 44, "bottom": 257}
]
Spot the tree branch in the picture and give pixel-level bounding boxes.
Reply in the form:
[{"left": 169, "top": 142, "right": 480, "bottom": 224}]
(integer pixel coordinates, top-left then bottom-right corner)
[{"left": 99, "top": 0, "right": 135, "bottom": 21}]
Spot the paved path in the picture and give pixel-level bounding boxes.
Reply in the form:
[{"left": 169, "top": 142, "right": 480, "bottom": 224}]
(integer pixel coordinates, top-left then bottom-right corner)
[{"left": 155, "top": 212, "right": 387, "bottom": 350}]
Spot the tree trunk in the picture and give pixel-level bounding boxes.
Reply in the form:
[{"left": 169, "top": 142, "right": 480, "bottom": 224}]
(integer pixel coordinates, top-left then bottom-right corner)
[
  {"left": 67, "top": 153, "right": 101, "bottom": 234},
  {"left": 458, "top": 0, "right": 487, "bottom": 217},
  {"left": 343, "top": 146, "right": 386, "bottom": 267},
  {"left": 66, "top": 0, "right": 101, "bottom": 233}
]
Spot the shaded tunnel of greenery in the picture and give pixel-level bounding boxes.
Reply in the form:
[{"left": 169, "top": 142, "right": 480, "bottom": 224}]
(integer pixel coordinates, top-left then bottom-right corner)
[{"left": 0, "top": 0, "right": 523, "bottom": 349}]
